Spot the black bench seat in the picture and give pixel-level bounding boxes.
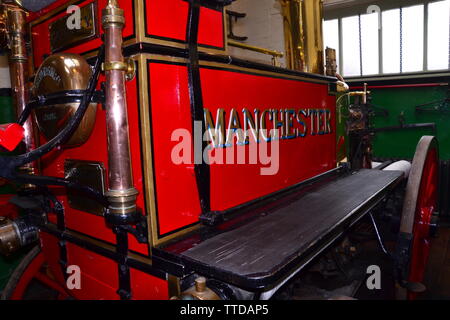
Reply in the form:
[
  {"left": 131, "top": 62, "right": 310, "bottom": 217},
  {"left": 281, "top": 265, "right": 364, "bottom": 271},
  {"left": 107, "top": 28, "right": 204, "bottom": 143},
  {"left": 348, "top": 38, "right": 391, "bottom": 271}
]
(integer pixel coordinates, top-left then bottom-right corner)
[{"left": 156, "top": 169, "right": 404, "bottom": 291}]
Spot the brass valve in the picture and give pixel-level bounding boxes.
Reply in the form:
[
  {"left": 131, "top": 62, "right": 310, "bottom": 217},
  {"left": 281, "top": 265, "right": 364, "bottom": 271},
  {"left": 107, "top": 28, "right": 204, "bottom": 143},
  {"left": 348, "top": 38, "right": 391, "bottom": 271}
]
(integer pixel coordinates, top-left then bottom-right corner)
[
  {"left": 349, "top": 91, "right": 371, "bottom": 97},
  {"left": 349, "top": 83, "right": 370, "bottom": 104},
  {"left": 0, "top": 216, "right": 38, "bottom": 256},
  {"left": 195, "top": 277, "right": 207, "bottom": 293},
  {"left": 171, "top": 276, "right": 221, "bottom": 300},
  {"left": 0, "top": 217, "right": 21, "bottom": 255}
]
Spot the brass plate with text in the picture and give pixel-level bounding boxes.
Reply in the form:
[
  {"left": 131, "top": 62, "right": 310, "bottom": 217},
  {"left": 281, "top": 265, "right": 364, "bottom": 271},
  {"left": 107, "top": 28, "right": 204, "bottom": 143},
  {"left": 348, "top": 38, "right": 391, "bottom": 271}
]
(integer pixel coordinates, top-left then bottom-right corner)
[{"left": 49, "top": 2, "right": 98, "bottom": 53}]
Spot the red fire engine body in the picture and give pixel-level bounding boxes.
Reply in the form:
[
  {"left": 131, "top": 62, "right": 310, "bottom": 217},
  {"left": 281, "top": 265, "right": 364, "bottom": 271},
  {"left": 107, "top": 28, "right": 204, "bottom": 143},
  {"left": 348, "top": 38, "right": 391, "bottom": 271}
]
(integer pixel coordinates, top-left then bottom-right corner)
[{"left": 0, "top": 0, "right": 438, "bottom": 300}]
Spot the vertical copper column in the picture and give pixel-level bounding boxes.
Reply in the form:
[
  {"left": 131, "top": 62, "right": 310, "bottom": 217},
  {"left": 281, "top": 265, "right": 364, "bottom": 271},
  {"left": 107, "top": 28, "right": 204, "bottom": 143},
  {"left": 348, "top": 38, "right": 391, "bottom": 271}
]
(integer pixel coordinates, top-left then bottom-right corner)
[
  {"left": 102, "top": 0, "right": 138, "bottom": 221},
  {"left": 281, "top": 0, "right": 325, "bottom": 74},
  {"left": 6, "top": 5, "right": 37, "bottom": 174}
]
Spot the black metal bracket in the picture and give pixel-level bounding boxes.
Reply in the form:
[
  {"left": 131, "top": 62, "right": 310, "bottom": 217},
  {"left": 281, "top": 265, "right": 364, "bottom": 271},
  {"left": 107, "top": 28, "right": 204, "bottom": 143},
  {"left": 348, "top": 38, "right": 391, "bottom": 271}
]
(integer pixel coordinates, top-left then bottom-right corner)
[
  {"left": 199, "top": 210, "right": 224, "bottom": 226},
  {"left": 108, "top": 211, "right": 148, "bottom": 300},
  {"left": 226, "top": 10, "right": 248, "bottom": 41},
  {"left": 353, "top": 122, "right": 436, "bottom": 136},
  {"left": 203, "top": 0, "right": 234, "bottom": 4},
  {"left": 370, "top": 103, "right": 389, "bottom": 117},
  {"left": 113, "top": 225, "right": 132, "bottom": 300},
  {"left": 108, "top": 208, "right": 148, "bottom": 300},
  {"left": 104, "top": 208, "right": 141, "bottom": 226},
  {"left": 11, "top": 187, "right": 69, "bottom": 280},
  {"left": 50, "top": 193, "right": 69, "bottom": 281},
  {"left": 199, "top": 0, "right": 234, "bottom": 8},
  {"left": 119, "top": 212, "right": 149, "bottom": 244},
  {"left": 393, "top": 231, "right": 413, "bottom": 286},
  {"left": 24, "top": 89, "right": 104, "bottom": 117},
  {"left": 187, "top": 0, "right": 212, "bottom": 214},
  {"left": 415, "top": 98, "right": 450, "bottom": 114},
  {"left": 12, "top": 174, "right": 109, "bottom": 207}
]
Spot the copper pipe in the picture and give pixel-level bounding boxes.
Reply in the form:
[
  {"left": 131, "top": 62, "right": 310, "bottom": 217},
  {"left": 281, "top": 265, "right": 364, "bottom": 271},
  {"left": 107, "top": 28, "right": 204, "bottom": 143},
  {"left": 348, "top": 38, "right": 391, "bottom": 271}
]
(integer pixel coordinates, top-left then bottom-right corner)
[
  {"left": 6, "top": 5, "right": 37, "bottom": 175},
  {"left": 102, "top": 0, "right": 138, "bottom": 218}
]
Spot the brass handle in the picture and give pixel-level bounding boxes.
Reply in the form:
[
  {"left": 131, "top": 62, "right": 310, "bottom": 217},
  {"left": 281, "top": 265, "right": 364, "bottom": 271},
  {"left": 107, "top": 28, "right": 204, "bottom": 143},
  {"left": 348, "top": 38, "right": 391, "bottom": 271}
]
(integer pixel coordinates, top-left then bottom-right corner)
[{"left": 228, "top": 39, "right": 284, "bottom": 58}]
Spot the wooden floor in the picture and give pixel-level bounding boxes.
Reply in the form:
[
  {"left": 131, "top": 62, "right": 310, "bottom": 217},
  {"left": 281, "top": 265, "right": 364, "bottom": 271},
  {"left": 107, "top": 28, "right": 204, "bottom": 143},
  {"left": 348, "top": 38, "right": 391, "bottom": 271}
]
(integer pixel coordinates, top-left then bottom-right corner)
[{"left": 423, "top": 224, "right": 450, "bottom": 299}]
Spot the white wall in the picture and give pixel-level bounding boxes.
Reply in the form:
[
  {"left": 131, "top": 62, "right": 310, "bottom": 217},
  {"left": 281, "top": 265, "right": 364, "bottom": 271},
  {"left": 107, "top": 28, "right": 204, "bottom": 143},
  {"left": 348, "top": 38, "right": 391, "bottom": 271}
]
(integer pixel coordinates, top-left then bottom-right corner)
[{"left": 227, "top": 0, "right": 286, "bottom": 67}]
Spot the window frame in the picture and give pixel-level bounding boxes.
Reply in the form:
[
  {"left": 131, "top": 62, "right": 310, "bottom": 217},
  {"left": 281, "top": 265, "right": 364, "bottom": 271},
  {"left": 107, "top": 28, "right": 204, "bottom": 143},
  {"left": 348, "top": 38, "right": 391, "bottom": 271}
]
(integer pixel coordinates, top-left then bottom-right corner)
[{"left": 324, "top": 0, "right": 450, "bottom": 78}]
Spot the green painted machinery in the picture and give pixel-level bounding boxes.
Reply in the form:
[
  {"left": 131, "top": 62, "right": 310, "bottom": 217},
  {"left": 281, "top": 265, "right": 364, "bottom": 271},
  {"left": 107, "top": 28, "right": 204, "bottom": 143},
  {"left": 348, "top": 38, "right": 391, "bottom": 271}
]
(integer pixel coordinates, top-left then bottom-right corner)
[{"left": 370, "top": 84, "right": 449, "bottom": 161}]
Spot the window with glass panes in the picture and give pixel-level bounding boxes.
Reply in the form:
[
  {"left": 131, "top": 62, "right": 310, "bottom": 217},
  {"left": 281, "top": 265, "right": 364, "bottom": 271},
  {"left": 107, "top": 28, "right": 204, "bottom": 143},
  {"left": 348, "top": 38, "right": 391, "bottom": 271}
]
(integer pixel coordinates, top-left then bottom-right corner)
[{"left": 323, "top": 0, "right": 450, "bottom": 77}]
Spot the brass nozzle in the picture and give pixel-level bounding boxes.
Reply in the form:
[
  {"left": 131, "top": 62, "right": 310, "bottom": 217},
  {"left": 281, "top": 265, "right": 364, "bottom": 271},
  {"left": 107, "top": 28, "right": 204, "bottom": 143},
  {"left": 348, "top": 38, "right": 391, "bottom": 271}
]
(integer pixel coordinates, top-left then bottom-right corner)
[
  {"left": 176, "top": 276, "right": 221, "bottom": 300},
  {"left": 195, "top": 277, "right": 207, "bottom": 293},
  {"left": 6, "top": 5, "right": 27, "bottom": 61},
  {"left": 102, "top": 0, "right": 125, "bottom": 27},
  {"left": 105, "top": 188, "right": 139, "bottom": 216},
  {"left": 0, "top": 217, "right": 21, "bottom": 255}
]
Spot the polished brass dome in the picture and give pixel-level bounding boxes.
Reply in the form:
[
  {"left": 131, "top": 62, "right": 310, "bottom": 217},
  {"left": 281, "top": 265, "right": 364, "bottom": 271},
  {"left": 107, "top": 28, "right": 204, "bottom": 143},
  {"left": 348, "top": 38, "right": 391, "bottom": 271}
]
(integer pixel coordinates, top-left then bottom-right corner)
[{"left": 33, "top": 53, "right": 97, "bottom": 147}]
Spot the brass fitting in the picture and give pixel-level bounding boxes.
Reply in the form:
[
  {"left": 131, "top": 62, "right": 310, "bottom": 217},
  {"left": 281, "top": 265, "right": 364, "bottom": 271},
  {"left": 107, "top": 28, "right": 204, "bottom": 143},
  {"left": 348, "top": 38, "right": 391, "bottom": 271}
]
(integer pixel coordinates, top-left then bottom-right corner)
[
  {"left": 5, "top": 5, "right": 27, "bottom": 61},
  {"left": 101, "top": 58, "right": 136, "bottom": 81},
  {"left": 349, "top": 83, "right": 370, "bottom": 104},
  {"left": 349, "top": 91, "right": 371, "bottom": 97},
  {"left": 18, "top": 165, "right": 36, "bottom": 190},
  {"left": 175, "top": 277, "right": 221, "bottom": 300},
  {"left": 102, "top": 0, "right": 125, "bottom": 28},
  {"left": 0, "top": 216, "right": 38, "bottom": 255},
  {"left": 0, "top": 217, "right": 21, "bottom": 255},
  {"left": 337, "top": 81, "right": 349, "bottom": 93},
  {"left": 105, "top": 188, "right": 139, "bottom": 216},
  {"left": 349, "top": 91, "right": 371, "bottom": 106}
]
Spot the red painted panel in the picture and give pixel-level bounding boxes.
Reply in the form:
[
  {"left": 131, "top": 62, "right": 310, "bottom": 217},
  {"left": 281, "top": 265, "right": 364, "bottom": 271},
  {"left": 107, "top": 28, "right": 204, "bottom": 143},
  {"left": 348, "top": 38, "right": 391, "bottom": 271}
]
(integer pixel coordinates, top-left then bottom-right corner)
[
  {"left": 146, "top": 0, "right": 189, "bottom": 42},
  {"left": 30, "top": 0, "right": 134, "bottom": 69},
  {"left": 66, "top": 243, "right": 168, "bottom": 299},
  {"left": 66, "top": 242, "right": 118, "bottom": 296},
  {"left": 200, "top": 68, "right": 336, "bottom": 210},
  {"left": 40, "top": 232, "right": 67, "bottom": 285},
  {"left": 148, "top": 62, "right": 202, "bottom": 235},
  {"left": 0, "top": 195, "right": 19, "bottom": 219},
  {"left": 145, "top": 0, "right": 224, "bottom": 48},
  {"left": 130, "top": 268, "right": 169, "bottom": 299},
  {"left": 41, "top": 234, "right": 168, "bottom": 299},
  {"left": 72, "top": 270, "right": 119, "bottom": 300},
  {"left": 29, "top": 0, "right": 224, "bottom": 68},
  {"left": 198, "top": 6, "right": 224, "bottom": 48},
  {"left": 149, "top": 64, "right": 336, "bottom": 235}
]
